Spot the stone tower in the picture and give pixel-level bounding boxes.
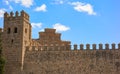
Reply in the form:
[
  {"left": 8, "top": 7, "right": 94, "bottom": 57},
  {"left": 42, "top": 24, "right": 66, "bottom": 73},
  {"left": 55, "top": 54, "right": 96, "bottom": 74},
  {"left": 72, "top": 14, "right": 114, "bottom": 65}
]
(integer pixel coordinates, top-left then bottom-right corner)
[{"left": 2, "top": 10, "right": 31, "bottom": 74}]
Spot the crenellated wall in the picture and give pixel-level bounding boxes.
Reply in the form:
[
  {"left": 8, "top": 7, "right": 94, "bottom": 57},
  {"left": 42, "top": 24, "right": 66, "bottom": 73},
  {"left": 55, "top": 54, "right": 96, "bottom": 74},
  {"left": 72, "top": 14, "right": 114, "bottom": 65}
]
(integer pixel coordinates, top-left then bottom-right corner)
[
  {"left": 73, "top": 43, "right": 120, "bottom": 50},
  {"left": 2, "top": 10, "right": 120, "bottom": 74},
  {"left": 4, "top": 10, "right": 29, "bottom": 21},
  {"left": 23, "top": 43, "right": 120, "bottom": 74},
  {"left": 25, "top": 43, "right": 120, "bottom": 51}
]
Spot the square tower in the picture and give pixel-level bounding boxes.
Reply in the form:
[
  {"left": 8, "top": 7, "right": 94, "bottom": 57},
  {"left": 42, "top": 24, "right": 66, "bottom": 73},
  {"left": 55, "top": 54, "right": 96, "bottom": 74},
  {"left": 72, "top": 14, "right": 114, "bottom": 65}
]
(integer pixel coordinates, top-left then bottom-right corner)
[{"left": 2, "top": 10, "right": 31, "bottom": 74}]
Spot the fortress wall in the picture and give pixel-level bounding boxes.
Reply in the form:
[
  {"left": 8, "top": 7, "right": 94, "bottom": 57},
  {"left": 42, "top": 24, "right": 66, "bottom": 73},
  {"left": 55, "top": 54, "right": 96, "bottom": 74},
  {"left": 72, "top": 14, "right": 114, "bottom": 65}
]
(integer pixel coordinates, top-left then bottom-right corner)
[
  {"left": 3, "top": 11, "right": 120, "bottom": 74},
  {"left": 23, "top": 44, "right": 120, "bottom": 74},
  {"left": 25, "top": 43, "right": 120, "bottom": 51}
]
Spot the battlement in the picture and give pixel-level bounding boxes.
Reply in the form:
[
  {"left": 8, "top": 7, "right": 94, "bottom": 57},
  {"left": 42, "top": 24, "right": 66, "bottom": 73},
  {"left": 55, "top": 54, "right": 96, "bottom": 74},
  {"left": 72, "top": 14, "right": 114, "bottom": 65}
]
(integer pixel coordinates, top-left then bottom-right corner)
[
  {"left": 25, "top": 43, "right": 120, "bottom": 51},
  {"left": 73, "top": 43, "right": 120, "bottom": 50},
  {"left": 4, "top": 10, "right": 29, "bottom": 21}
]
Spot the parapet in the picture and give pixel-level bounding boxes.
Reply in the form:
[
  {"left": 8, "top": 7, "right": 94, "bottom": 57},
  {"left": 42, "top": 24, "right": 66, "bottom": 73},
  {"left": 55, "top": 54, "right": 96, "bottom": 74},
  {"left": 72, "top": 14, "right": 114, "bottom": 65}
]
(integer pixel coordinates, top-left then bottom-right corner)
[
  {"left": 25, "top": 43, "right": 120, "bottom": 51},
  {"left": 4, "top": 10, "right": 29, "bottom": 21},
  {"left": 73, "top": 43, "right": 120, "bottom": 50}
]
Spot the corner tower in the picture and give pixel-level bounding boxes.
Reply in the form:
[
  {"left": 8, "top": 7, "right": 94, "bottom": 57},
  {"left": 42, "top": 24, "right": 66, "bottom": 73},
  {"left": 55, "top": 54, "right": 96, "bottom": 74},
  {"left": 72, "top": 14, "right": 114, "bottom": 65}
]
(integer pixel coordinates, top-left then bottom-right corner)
[{"left": 2, "top": 10, "right": 31, "bottom": 74}]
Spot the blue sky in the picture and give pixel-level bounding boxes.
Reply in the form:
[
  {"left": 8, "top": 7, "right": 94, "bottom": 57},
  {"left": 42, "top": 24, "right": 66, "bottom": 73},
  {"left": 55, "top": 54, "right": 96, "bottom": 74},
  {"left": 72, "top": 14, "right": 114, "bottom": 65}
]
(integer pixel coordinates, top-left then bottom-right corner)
[{"left": 0, "top": 0, "right": 120, "bottom": 47}]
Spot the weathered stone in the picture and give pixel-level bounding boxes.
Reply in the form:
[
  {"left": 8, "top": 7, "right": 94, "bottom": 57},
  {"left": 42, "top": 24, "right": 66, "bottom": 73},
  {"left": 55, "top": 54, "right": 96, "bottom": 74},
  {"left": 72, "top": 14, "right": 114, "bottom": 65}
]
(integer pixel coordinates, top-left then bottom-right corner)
[{"left": 1, "top": 11, "right": 120, "bottom": 74}]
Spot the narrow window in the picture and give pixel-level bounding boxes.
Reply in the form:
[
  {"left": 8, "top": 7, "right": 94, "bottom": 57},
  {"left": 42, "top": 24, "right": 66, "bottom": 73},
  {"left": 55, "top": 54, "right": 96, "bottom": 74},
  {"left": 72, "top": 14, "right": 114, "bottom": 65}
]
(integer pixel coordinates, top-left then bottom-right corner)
[
  {"left": 14, "top": 27, "right": 17, "bottom": 33},
  {"left": 25, "top": 28, "right": 27, "bottom": 33},
  {"left": 11, "top": 39, "right": 13, "bottom": 43},
  {"left": 7, "top": 28, "right": 10, "bottom": 34}
]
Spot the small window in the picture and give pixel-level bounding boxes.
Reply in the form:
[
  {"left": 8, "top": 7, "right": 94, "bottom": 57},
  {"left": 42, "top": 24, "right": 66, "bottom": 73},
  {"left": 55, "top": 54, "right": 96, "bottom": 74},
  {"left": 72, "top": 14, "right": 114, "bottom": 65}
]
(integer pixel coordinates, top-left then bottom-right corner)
[
  {"left": 7, "top": 28, "right": 11, "bottom": 34},
  {"left": 25, "top": 28, "right": 27, "bottom": 33},
  {"left": 11, "top": 39, "right": 13, "bottom": 43},
  {"left": 14, "top": 27, "right": 17, "bottom": 33}
]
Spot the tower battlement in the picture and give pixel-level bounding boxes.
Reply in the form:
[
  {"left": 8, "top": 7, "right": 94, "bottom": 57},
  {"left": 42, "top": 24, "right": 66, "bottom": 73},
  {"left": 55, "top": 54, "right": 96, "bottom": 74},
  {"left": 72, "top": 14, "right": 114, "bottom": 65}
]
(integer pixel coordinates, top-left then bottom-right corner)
[{"left": 4, "top": 10, "right": 29, "bottom": 21}]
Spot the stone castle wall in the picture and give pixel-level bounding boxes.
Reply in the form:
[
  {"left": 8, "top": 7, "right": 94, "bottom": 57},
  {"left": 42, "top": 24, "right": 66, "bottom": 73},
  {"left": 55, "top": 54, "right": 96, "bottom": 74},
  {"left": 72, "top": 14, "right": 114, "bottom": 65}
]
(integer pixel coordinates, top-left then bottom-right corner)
[
  {"left": 23, "top": 44, "right": 120, "bottom": 74},
  {"left": 1, "top": 11, "right": 120, "bottom": 74}
]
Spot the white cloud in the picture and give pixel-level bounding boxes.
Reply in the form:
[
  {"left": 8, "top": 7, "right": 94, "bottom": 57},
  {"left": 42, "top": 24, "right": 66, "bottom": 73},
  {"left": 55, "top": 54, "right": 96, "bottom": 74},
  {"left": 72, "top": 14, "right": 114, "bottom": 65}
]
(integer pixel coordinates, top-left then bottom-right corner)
[
  {"left": 69, "top": 2, "right": 96, "bottom": 15},
  {"left": 11, "top": 0, "right": 20, "bottom": 3},
  {"left": 10, "top": 0, "right": 33, "bottom": 7},
  {"left": 31, "top": 23, "right": 42, "bottom": 28},
  {"left": 40, "top": 29, "right": 44, "bottom": 32},
  {"left": 4, "top": 0, "right": 9, "bottom": 5},
  {"left": 35, "top": 4, "right": 47, "bottom": 12},
  {"left": 0, "top": 9, "right": 6, "bottom": 18},
  {"left": 4, "top": 0, "right": 13, "bottom": 10},
  {"left": 21, "top": 0, "right": 33, "bottom": 7},
  {"left": 51, "top": 0, "right": 69, "bottom": 5},
  {"left": 53, "top": 23, "right": 70, "bottom": 32},
  {"left": 52, "top": 0, "right": 64, "bottom": 4},
  {"left": 9, "top": 5, "right": 13, "bottom": 10}
]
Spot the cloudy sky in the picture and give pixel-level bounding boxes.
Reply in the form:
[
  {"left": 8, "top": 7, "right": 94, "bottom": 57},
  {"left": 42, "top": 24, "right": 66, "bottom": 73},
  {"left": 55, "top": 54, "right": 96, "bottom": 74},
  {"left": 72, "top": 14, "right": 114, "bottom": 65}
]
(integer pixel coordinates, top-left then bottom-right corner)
[{"left": 0, "top": 0, "right": 120, "bottom": 47}]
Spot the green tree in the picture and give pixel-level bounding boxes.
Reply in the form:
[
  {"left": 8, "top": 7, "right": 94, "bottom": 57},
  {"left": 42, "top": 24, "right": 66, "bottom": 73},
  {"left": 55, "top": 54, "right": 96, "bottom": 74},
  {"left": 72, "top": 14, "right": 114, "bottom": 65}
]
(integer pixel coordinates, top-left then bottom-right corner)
[{"left": 0, "top": 32, "right": 5, "bottom": 74}]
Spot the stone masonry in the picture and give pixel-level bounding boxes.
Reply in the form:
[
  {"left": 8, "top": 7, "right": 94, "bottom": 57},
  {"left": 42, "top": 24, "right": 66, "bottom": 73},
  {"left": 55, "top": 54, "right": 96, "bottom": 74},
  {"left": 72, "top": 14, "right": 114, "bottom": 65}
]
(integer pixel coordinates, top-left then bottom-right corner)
[{"left": 0, "top": 10, "right": 120, "bottom": 74}]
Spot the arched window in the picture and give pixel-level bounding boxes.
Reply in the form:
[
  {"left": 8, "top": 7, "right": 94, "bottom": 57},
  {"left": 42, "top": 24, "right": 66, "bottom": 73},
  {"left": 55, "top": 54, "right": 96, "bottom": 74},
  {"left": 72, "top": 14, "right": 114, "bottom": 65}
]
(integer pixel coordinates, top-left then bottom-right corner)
[
  {"left": 14, "top": 27, "right": 17, "bottom": 33},
  {"left": 7, "top": 28, "right": 11, "bottom": 34}
]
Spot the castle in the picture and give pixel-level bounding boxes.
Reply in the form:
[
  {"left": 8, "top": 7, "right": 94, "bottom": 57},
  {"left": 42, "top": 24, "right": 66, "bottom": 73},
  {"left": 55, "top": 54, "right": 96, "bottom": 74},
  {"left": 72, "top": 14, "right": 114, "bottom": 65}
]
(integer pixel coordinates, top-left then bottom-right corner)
[{"left": 0, "top": 10, "right": 120, "bottom": 74}]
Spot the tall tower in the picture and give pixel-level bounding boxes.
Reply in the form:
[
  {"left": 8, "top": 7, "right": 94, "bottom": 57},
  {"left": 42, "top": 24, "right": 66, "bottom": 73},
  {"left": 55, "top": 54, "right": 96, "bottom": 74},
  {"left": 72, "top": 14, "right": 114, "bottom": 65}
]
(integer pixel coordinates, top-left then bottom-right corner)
[{"left": 2, "top": 10, "right": 31, "bottom": 74}]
